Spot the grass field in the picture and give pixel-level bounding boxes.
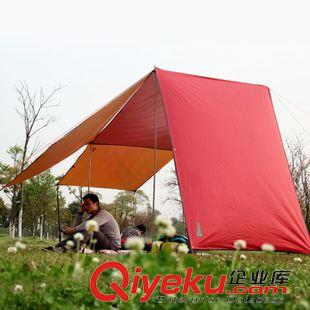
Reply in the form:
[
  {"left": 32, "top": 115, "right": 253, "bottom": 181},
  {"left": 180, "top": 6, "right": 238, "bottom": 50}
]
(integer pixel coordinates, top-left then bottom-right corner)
[{"left": 0, "top": 234, "right": 309, "bottom": 309}]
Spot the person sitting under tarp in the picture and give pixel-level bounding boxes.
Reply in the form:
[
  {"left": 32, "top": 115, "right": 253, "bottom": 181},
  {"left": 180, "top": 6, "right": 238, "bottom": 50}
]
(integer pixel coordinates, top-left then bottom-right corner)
[
  {"left": 43, "top": 193, "right": 121, "bottom": 253},
  {"left": 120, "top": 224, "right": 146, "bottom": 248},
  {"left": 121, "top": 224, "right": 153, "bottom": 251}
]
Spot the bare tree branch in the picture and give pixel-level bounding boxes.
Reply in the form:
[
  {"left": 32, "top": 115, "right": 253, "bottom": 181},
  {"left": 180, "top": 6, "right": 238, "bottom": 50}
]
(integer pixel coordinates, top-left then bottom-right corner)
[
  {"left": 29, "top": 117, "right": 56, "bottom": 138},
  {"left": 13, "top": 81, "right": 64, "bottom": 239},
  {"left": 286, "top": 134, "right": 310, "bottom": 228}
]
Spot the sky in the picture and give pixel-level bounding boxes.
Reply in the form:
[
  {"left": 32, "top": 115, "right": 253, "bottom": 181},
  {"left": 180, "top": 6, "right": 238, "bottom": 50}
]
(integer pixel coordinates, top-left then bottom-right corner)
[{"left": 1, "top": 0, "right": 310, "bottom": 218}]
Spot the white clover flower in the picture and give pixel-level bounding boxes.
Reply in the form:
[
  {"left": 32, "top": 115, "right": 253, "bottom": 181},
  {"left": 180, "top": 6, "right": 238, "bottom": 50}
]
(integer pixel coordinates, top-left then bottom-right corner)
[
  {"left": 240, "top": 254, "right": 247, "bottom": 260},
  {"left": 159, "top": 225, "right": 176, "bottom": 237},
  {"left": 85, "top": 220, "right": 99, "bottom": 233},
  {"left": 8, "top": 247, "right": 17, "bottom": 253},
  {"left": 293, "top": 257, "right": 302, "bottom": 263},
  {"left": 234, "top": 239, "right": 247, "bottom": 250},
  {"left": 177, "top": 243, "right": 189, "bottom": 255},
  {"left": 155, "top": 215, "right": 177, "bottom": 237},
  {"left": 15, "top": 241, "right": 26, "bottom": 250},
  {"left": 92, "top": 257, "right": 100, "bottom": 263},
  {"left": 74, "top": 232, "right": 84, "bottom": 241},
  {"left": 155, "top": 216, "right": 173, "bottom": 229},
  {"left": 40, "top": 283, "right": 46, "bottom": 289},
  {"left": 14, "top": 284, "right": 23, "bottom": 292},
  {"left": 261, "top": 243, "right": 275, "bottom": 252},
  {"left": 124, "top": 236, "right": 145, "bottom": 252},
  {"left": 66, "top": 240, "right": 74, "bottom": 248},
  {"left": 74, "top": 262, "right": 83, "bottom": 273},
  {"left": 111, "top": 270, "right": 122, "bottom": 280}
]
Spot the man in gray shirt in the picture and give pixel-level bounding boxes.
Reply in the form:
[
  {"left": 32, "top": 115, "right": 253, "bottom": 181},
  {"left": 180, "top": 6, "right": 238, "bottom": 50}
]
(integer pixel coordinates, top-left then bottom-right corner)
[{"left": 44, "top": 193, "right": 121, "bottom": 252}]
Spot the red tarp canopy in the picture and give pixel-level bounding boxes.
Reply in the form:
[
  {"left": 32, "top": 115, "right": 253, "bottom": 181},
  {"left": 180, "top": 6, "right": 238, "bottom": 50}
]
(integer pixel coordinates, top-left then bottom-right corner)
[{"left": 5, "top": 68, "right": 310, "bottom": 253}]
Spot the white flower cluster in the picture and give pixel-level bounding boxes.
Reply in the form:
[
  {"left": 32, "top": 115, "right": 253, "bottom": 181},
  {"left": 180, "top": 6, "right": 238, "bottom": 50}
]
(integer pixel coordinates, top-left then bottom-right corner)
[
  {"left": 111, "top": 270, "right": 123, "bottom": 280},
  {"left": 155, "top": 216, "right": 172, "bottom": 228},
  {"left": 7, "top": 247, "right": 17, "bottom": 254},
  {"left": 293, "top": 257, "right": 302, "bottom": 263},
  {"left": 155, "top": 216, "right": 176, "bottom": 237},
  {"left": 85, "top": 220, "right": 99, "bottom": 233},
  {"left": 74, "top": 262, "right": 83, "bottom": 274},
  {"left": 7, "top": 241, "right": 26, "bottom": 254},
  {"left": 15, "top": 241, "right": 26, "bottom": 250},
  {"left": 261, "top": 243, "right": 275, "bottom": 252},
  {"left": 124, "top": 236, "right": 145, "bottom": 252},
  {"left": 66, "top": 240, "right": 74, "bottom": 248},
  {"left": 74, "top": 232, "right": 84, "bottom": 241},
  {"left": 234, "top": 239, "right": 247, "bottom": 250},
  {"left": 14, "top": 284, "right": 23, "bottom": 292}
]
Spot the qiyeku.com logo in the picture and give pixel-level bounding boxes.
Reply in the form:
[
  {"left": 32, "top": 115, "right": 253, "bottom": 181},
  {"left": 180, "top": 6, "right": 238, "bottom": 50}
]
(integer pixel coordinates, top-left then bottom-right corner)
[{"left": 89, "top": 262, "right": 289, "bottom": 303}]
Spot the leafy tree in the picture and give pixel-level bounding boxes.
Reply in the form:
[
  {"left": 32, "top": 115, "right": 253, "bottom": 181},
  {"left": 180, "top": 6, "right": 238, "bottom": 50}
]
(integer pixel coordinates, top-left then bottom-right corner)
[
  {"left": 23, "top": 170, "right": 66, "bottom": 238},
  {"left": 133, "top": 209, "right": 161, "bottom": 237},
  {"left": 68, "top": 200, "right": 81, "bottom": 217},
  {"left": 112, "top": 190, "right": 150, "bottom": 231},
  {"left": 67, "top": 186, "right": 102, "bottom": 204},
  {"left": 67, "top": 186, "right": 84, "bottom": 203},
  {"left": 0, "top": 197, "right": 10, "bottom": 229},
  {"left": 171, "top": 216, "right": 186, "bottom": 235},
  {"left": 0, "top": 145, "right": 23, "bottom": 237}
]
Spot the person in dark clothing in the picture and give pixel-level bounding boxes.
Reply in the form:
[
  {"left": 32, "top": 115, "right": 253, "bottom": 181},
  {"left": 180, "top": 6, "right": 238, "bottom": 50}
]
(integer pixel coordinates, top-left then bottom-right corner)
[{"left": 121, "top": 224, "right": 150, "bottom": 250}]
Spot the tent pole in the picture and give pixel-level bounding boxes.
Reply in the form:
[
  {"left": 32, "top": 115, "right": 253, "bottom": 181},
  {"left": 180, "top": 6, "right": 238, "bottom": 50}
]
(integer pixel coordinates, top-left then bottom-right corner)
[
  {"left": 132, "top": 191, "right": 136, "bottom": 227},
  {"left": 56, "top": 185, "right": 61, "bottom": 242},
  {"left": 152, "top": 72, "right": 158, "bottom": 215},
  {"left": 88, "top": 144, "right": 93, "bottom": 193},
  {"left": 156, "top": 73, "right": 190, "bottom": 241}
]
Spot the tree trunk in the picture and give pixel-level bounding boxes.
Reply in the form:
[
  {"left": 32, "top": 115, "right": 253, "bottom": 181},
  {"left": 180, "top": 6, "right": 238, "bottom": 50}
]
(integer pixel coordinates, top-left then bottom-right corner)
[
  {"left": 18, "top": 147, "right": 26, "bottom": 240},
  {"left": 79, "top": 187, "right": 83, "bottom": 203},
  {"left": 305, "top": 204, "right": 310, "bottom": 227},
  {"left": 132, "top": 202, "right": 135, "bottom": 227},
  {"left": 10, "top": 186, "right": 17, "bottom": 238},
  {"left": 18, "top": 209, "right": 23, "bottom": 238},
  {"left": 18, "top": 130, "right": 29, "bottom": 240},
  {"left": 40, "top": 215, "right": 43, "bottom": 240},
  {"left": 12, "top": 224, "right": 16, "bottom": 238},
  {"left": 18, "top": 182, "right": 24, "bottom": 239}
]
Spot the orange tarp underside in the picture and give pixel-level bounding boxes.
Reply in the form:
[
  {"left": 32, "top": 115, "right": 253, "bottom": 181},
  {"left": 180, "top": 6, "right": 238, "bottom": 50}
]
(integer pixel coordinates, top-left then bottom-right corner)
[
  {"left": 5, "top": 70, "right": 173, "bottom": 191},
  {"left": 58, "top": 145, "right": 173, "bottom": 190},
  {"left": 5, "top": 72, "right": 151, "bottom": 188}
]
